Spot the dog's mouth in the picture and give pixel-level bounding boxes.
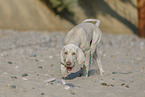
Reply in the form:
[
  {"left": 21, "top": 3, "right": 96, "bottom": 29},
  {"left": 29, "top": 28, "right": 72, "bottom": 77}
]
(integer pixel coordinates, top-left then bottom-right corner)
[{"left": 67, "top": 67, "right": 73, "bottom": 71}]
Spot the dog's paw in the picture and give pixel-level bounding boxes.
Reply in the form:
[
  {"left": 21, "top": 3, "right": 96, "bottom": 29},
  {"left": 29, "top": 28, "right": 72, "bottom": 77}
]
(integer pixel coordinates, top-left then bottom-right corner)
[
  {"left": 100, "top": 70, "right": 104, "bottom": 76},
  {"left": 61, "top": 74, "right": 68, "bottom": 79},
  {"left": 81, "top": 72, "right": 89, "bottom": 77}
]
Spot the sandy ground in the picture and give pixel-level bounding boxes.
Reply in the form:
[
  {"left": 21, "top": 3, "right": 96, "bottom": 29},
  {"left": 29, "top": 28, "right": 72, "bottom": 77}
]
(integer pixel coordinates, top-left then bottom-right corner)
[{"left": 0, "top": 30, "right": 145, "bottom": 97}]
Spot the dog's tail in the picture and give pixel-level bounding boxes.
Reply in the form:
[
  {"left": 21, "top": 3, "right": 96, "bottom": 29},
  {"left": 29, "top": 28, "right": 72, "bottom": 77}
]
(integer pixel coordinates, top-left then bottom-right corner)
[{"left": 82, "top": 19, "right": 100, "bottom": 27}]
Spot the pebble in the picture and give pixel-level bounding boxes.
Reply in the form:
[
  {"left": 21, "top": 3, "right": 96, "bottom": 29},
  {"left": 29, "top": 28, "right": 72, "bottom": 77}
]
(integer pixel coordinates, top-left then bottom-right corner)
[
  {"left": 140, "top": 42, "right": 144, "bottom": 46},
  {"left": 44, "top": 74, "right": 54, "bottom": 77},
  {"left": 112, "top": 72, "right": 117, "bottom": 74},
  {"left": 22, "top": 78, "right": 28, "bottom": 80},
  {"left": 61, "top": 79, "right": 66, "bottom": 85},
  {"left": 38, "top": 66, "right": 43, "bottom": 69},
  {"left": 31, "top": 54, "right": 37, "bottom": 57},
  {"left": 112, "top": 78, "right": 115, "bottom": 80},
  {"left": 11, "top": 85, "right": 16, "bottom": 89},
  {"left": 121, "top": 83, "right": 125, "bottom": 86},
  {"left": 103, "top": 54, "right": 106, "bottom": 57},
  {"left": 50, "top": 80, "right": 59, "bottom": 84},
  {"left": 100, "top": 79, "right": 104, "bottom": 83},
  {"left": 15, "top": 66, "right": 19, "bottom": 68},
  {"left": 101, "top": 83, "right": 114, "bottom": 87},
  {"left": 8, "top": 62, "right": 13, "bottom": 64},
  {"left": 65, "top": 83, "right": 75, "bottom": 87},
  {"left": 137, "top": 57, "right": 142, "bottom": 61},
  {"left": 39, "top": 59, "right": 45, "bottom": 62},
  {"left": 44, "top": 77, "right": 56, "bottom": 83},
  {"left": 64, "top": 85, "right": 70, "bottom": 90},
  {"left": 125, "top": 85, "right": 129, "bottom": 88},
  {"left": 130, "top": 42, "right": 134, "bottom": 46},
  {"left": 1, "top": 52, "right": 7, "bottom": 56},
  {"left": 93, "top": 80, "right": 98, "bottom": 83},
  {"left": 70, "top": 92, "right": 75, "bottom": 95},
  {"left": 49, "top": 56, "right": 53, "bottom": 59},
  {"left": 11, "top": 76, "right": 17, "bottom": 79},
  {"left": 41, "top": 93, "right": 45, "bottom": 95},
  {"left": 3, "top": 72, "right": 8, "bottom": 75},
  {"left": 22, "top": 73, "right": 28, "bottom": 77},
  {"left": 55, "top": 81, "right": 62, "bottom": 85}
]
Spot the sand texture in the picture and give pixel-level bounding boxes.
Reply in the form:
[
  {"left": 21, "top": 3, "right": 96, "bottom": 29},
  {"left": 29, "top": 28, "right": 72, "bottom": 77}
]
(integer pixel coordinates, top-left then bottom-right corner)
[{"left": 0, "top": 30, "right": 145, "bottom": 97}]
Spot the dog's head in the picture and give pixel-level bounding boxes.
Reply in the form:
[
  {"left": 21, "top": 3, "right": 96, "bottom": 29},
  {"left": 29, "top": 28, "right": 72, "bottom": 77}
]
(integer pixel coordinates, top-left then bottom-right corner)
[{"left": 61, "top": 44, "right": 85, "bottom": 71}]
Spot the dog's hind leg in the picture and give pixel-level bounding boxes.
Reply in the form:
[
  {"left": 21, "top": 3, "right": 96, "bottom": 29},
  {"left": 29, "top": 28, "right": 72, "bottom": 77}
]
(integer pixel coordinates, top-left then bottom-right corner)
[
  {"left": 95, "top": 48, "right": 104, "bottom": 75},
  {"left": 90, "top": 30, "right": 104, "bottom": 75}
]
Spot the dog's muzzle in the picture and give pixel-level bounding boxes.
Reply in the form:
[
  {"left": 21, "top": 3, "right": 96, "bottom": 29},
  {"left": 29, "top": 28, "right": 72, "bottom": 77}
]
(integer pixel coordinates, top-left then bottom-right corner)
[{"left": 60, "top": 62, "right": 75, "bottom": 71}]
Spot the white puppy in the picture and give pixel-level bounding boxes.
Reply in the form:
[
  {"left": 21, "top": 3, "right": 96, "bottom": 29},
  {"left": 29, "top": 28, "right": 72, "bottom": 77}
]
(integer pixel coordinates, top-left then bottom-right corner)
[{"left": 60, "top": 19, "right": 104, "bottom": 77}]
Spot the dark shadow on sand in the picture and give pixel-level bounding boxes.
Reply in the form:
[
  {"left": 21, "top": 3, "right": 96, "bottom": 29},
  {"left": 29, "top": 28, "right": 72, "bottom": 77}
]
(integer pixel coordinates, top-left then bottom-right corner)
[{"left": 64, "top": 69, "right": 98, "bottom": 80}]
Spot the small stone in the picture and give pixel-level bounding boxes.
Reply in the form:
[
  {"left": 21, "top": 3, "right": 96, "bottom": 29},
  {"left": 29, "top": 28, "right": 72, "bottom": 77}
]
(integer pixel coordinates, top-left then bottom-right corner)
[
  {"left": 112, "top": 78, "right": 115, "bottom": 80},
  {"left": 55, "top": 81, "right": 62, "bottom": 85},
  {"left": 8, "top": 62, "right": 13, "bottom": 64},
  {"left": 140, "top": 42, "right": 144, "bottom": 46},
  {"left": 64, "top": 85, "right": 70, "bottom": 90},
  {"left": 22, "top": 73, "right": 28, "bottom": 77},
  {"left": 61, "top": 79, "right": 66, "bottom": 85},
  {"left": 121, "top": 83, "right": 125, "bottom": 86},
  {"left": 70, "top": 92, "right": 75, "bottom": 95},
  {"left": 44, "top": 78, "right": 56, "bottom": 83},
  {"left": 31, "top": 54, "right": 36, "bottom": 57},
  {"left": 112, "top": 72, "right": 117, "bottom": 74},
  {"left": 40, "top": 59, "right": 44, "bottom": 62},
  {"left": 101, "top": 83, "right": 114, "bottom": 87},
  {"left": 130, "top": 42, "right": 134, "bottom": 46},
  {"left": 49, "top": 56, "right": 53, "bottom": 59},
  {"left": 35, "top": 59, "right": 39, "bottom": 62},
  {"left": 15, "top": 66, "right": 19, "bottom": 68},
  {"left": 100, "top": 79, "right": 104, "bottom": 83},
  {"left": 137, "top": 57, "right": 142, "bottom": 61},
  {"left": 125, "top": 85, "right": 129, "bottom": 88},
  {"left": 11, "top": 76, "right": 17, "bottom": 79},
  {"left": 111, "top": 55, "right": 116, "bottom": 58},
  {"left": 32, "top": 87, "right": 35, "bottom": 89},
  {"left": 22, "top": 78, "right": 28, "bottom": 80},
  {"left": 41, "top": 93, "right": 45, "bottom": 95},
  {"left": 38, "top": 66, "right": 43, "bottom": 69},
  {"left": 3, "top": 72, "right": 8, "bottom": 75},
  {"left": 101, "top": 83, "right": 107, "bottom": 86},
  {"left": 65, "top": 83, "right": 75, "bottom": 87},
  {"left": 103, "top": 54, "right": 106, "bottom": 57},
  {"left": 93, "top": 80, "right": 98, "bottom": 83},
  {"left": 11, "top": 85, "right": 16, "bottom": 89}
]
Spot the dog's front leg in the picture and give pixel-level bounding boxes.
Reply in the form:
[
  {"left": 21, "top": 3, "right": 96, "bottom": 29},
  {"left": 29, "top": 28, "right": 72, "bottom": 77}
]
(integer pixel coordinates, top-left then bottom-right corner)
[
  {"left": 83, "top": 50, "right": 91, "bottom": 77},
  {"left": 61, "top": 64, "right": 68, "bottom": 78}
]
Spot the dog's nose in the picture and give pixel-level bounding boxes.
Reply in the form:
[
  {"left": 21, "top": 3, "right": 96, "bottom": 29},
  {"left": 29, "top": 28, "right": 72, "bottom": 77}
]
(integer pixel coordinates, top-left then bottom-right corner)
[{"left": 66, "top": 62, "right": 71, "bottom": 65}]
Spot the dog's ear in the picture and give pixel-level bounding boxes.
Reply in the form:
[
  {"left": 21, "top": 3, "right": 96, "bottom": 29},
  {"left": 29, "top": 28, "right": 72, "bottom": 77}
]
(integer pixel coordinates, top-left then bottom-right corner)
[
  {"left": 77, "top": 48, "right": 85, "bottom": 64},
  {"left": 60, "top": 47, "right": 65, "bottom": 63}
]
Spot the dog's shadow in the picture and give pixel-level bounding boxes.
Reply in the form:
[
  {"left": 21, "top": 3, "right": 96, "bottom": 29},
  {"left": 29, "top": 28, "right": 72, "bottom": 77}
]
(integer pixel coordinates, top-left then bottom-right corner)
[{"left": 64, "top": 69, "right": 98, "bottom": 80}]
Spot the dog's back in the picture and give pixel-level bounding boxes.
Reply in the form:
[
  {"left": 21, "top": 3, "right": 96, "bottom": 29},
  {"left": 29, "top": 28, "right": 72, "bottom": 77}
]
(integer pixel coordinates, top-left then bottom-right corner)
[
  {"left": 64, "top": 19, "right": 101, "bottom": 52},
  {"left": 64, "top": 23, "right": 95, "bottom": 51}
]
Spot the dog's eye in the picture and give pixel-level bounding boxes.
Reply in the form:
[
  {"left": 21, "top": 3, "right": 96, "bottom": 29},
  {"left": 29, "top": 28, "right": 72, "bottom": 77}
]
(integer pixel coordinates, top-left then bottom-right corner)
[
  {"left": 64, "top": 52, "right": 68, "bottom": 55},
  {"left": 72, "top": 52, "right": 76, "bottom": 55}
]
